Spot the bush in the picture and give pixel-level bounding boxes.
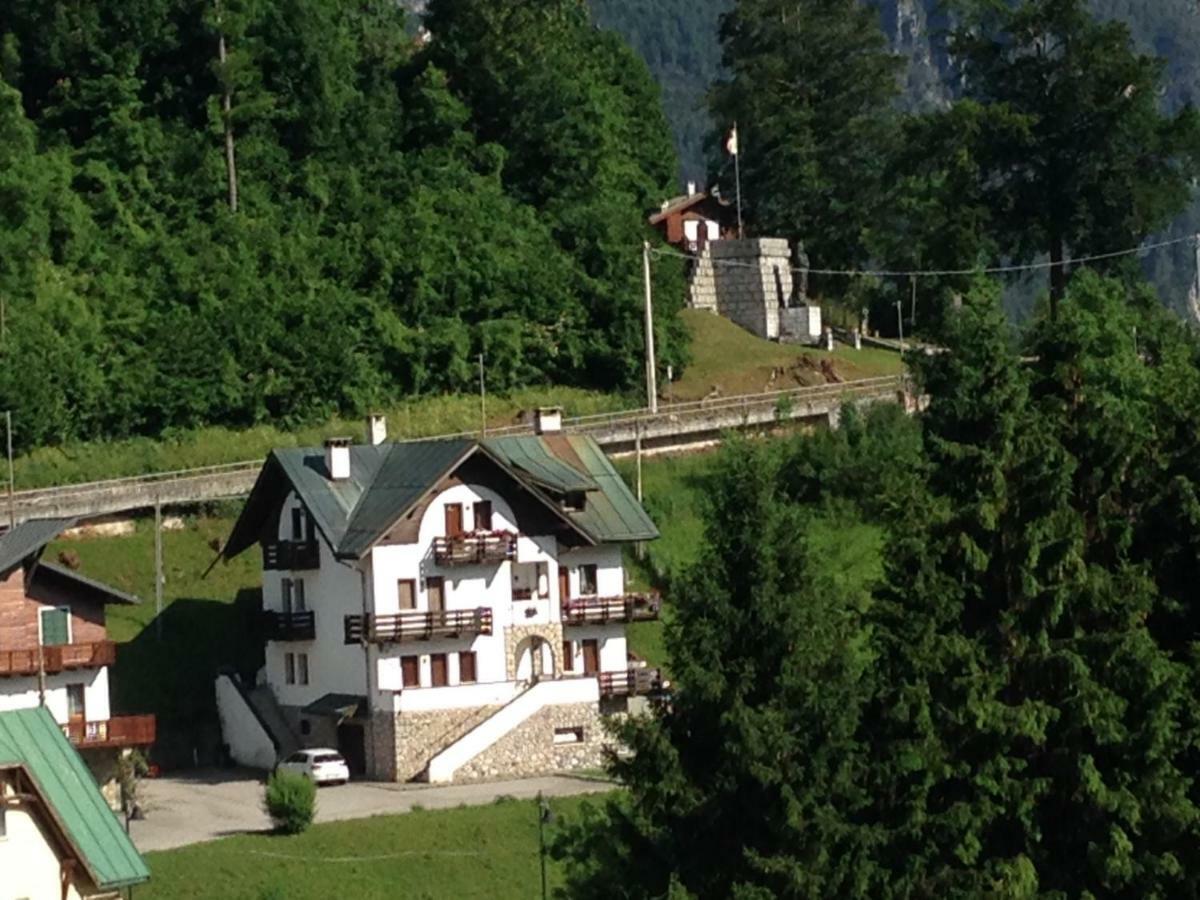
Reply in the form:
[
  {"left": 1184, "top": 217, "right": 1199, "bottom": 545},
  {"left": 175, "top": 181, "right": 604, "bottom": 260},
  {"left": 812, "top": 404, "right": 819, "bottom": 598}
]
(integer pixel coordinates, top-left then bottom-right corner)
[{"left": 263, "top": 770, "right": 316, "bottom": 835}]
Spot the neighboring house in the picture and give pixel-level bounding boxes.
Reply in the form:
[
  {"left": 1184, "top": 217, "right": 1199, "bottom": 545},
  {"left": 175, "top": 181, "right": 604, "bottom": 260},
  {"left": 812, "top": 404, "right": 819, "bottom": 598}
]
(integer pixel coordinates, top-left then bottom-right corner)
[
  {"left": 0, "top": 520, "right": 156, "bottom": 809},
  {"left": 218, "top": 413, "right": 662, "bottom": 783},
  {"left": 0, "top": 706, "right": 150, "bottom": 900},
  {"left": 648, "top": 187, "right": 730, "bottom": 253}
]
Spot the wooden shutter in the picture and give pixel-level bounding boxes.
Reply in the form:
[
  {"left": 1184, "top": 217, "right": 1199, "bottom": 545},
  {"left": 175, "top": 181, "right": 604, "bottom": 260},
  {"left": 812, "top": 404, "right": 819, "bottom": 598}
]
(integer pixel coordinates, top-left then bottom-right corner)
[
  {"left": 294, "top": 580, "right": 306, "bottom": 612},
  {"left": 459, "top": 651, "right": 477, "bottom": 684},
  {"left": 427, "top": 577, "right": 445, "bottom": 612},
  {"left": 582, "top": 639, "right": 600, "bottom": 675},
  {"left": 444, "top": 504, "right": 464, "bottom": 537},
  {"left": 39, "top": 608, "right": 69, "bottom": 647},
  {"left": 431, "top": 653, "right": 449, "bottom": 687},
  {"left": 397, "top": 580, "right": 416, "bottom": 611},
  {"left": 291, "top": 507, "right": 304, "bottom": 541},
  {"left": 281, "top": 579, "right": 293, "bottom": 613},
  {"left": 562, "top": 640, "right": 574, "bottom": 672},
  {"left": 401, "top": 656, "right": 420, "bottom": 687}
]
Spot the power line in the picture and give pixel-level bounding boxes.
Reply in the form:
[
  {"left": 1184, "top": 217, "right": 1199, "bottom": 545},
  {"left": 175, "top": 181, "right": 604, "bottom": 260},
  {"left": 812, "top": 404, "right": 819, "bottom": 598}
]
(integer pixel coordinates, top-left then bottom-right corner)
[{"left": 650, "top": 234, "right": 1198, "bottom": 279}]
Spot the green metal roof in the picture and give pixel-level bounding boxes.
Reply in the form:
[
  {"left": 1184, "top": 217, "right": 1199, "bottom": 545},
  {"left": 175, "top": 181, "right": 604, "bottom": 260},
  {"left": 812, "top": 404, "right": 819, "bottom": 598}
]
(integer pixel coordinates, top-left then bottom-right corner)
[
  {"left": 224, "top": 434, "right": 656, "bottom": 563},
  {"left": 0, "top": 518, "right": 76, "bottom": 576},
  {"left": 0, "top": 707, "right": 150, "bottom": 890}
]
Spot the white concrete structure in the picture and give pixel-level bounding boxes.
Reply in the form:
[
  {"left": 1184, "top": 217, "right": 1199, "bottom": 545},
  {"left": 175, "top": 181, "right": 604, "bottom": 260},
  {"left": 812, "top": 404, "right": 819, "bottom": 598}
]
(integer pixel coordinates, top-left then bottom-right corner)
[
  {"left": 222, "top": 434, "right": 662, "bottom": 782},
  {"left": 214, "top": 674, "right": 277, "bottom": 771}
]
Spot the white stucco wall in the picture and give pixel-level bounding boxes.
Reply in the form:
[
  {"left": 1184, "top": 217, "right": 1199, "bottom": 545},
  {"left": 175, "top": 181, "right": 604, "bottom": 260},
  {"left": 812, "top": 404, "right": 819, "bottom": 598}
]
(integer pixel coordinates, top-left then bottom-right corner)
[
  {"left": 0, "top": 777, "right": 87, "bottom": 900},
  {"left": 264, "top": 493, "right": 368, "bottom": 711},
  {"left": 0, "top": 668, "right": 111, "bottom": 724},
  {"left": 562, "top": 628, "right": 629, "bottom": 672},
  {"left": 215, "top": 674, "right": 278, "bottom": 770}
]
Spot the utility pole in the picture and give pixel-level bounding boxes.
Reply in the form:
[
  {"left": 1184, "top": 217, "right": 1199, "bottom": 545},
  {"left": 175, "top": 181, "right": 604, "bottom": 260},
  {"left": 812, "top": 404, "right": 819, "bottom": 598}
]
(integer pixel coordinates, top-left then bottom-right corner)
[
  {"left": 642, "top": 242, "right": 658, "bottom": 414},
  {"left": 635, "top": 420, "right": 644, "bottom": 561},
  {"left": 478, "top": 353, "right": 486, "bottom": 437},
  {"left": 154, "top": 502, "right": 164, "bottom": 640},
  {"left": 5, "top": 411, "right": 14, "bottom": 529},
  {"left": 910, "top": 275, "right": 917, "bottom": 329},
  {"left": 215, "top": 0, "right": 239, "bottom": 213},
  {"left": 537, "top": 792, "right": 553, "bottom": 900},
  {"left": 896, "top": 299, "right": 905, "bottom": 353}
]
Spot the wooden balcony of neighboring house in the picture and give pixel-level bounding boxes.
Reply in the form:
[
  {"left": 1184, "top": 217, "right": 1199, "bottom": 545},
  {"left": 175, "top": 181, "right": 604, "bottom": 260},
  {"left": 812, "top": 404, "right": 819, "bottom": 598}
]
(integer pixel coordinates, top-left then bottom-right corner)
[
  {"left": 0, "top": 640, "right": 117, "bottom": 678},
  {"left": 432, "top": 531, "right": 517, "bottom": 567},
  {"left": 262, "top": 539, "right": 321, "bottom": 571},
  {"left": 63, "top": 714, "right": 157, "bottom": 750},
  {"left": 261, "top": 610, "right": 316, "bottom": 642},
  {"left": 344, "top": 608, "right": 494, "bottom": 644},
  {"left": 562, "top": 593, "right": 661, "bottom": 626},
  {"left": 598, "top": 667, "right": 666, "bottom": 699}
]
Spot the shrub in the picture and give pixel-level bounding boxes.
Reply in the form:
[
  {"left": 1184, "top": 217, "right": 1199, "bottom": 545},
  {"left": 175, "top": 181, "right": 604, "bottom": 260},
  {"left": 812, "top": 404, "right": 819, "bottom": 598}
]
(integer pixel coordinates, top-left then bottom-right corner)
[{"left": 263, "top": 770, "right": 316, "bottom": 835}]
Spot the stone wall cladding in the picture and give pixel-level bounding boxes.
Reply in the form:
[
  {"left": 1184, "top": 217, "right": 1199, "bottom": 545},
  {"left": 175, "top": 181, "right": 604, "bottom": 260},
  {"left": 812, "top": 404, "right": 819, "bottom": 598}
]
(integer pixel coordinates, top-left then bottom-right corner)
[
  {"left": 454, "top": 701, "right": 609, "bottom": 783},
  {"left": 367, "top": 711, "right": 396, "bottom": 781},
  {"left": 389, "top": 705, "right": 501, "bottom": 782},
  {"left": 687, "top": 238, "right": 795, "bottom": 340},
  {"left": 504, "top": 623, "right": 565, "bottom": 680}
]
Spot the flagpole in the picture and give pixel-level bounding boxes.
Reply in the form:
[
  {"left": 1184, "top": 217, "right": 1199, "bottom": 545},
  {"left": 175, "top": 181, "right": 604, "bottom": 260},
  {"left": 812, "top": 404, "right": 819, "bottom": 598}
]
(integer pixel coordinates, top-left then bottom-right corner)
[{"left": 733, "top": 121, "right": 743, "bottom": 238}]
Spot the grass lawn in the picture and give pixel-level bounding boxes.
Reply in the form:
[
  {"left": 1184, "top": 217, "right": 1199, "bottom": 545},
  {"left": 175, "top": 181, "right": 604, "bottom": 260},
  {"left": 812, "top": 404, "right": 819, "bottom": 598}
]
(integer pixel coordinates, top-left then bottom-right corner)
[
  {"left": 141, "top": 794, "right": 610, "bottom": 900},
  {"left": 668, "top": 308, "right": 902, "bottom": 402},
  {"left": 14, "top": 310, "right": 901, "bottom": 490}
]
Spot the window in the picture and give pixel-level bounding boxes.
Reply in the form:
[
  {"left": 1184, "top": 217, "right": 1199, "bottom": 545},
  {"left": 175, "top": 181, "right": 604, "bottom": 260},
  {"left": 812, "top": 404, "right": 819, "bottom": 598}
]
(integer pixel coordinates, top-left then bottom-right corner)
[
  {"left": 579, "top": 565, "right": 598, "bottom": 597},
  {"left": 291, "top": 507, "right": 305, "bottom": 541},
  {"left": 297, "top": 653, "right": 310, "bottom": 686},
  {"left": 39, "top": 607, "right": 70, "bottom": 647},
  {"left": 397, "top": 580, "right": 416, "bottom": 611},
  {"left": 430, "top": 653, "right": 449, "bottom": 687},
  {"left": 582, "top": 639, "right": 600, "bottom": 676},
  {"left": 67, "top": 684, "right": 85, "bottom": 720},
  {"left": 459, "top": 651, "right": 477, "bottom": 684},
  {"left": 300, "top": 719, "right": 312, "bottom": 736},
  {"left": 444, "top": 503, "right": 465, "bottom": 537},
  {"left": 427, "top": 576, "right": 445, "bottom": 612},
  {"left": 474, "top": 500, "right": 493, "bottom": 532},
  {"left": 401, "top": 655, "right": 420, "bottom": 688},
  {"left": 294, "top": 580, "right": 306, "bottom": 612},
  {"left": 564, "top": 491, "right": 586, "bottom": 511},
  {"left": 553, "top": 727, "right": 584, "bottom": 745},
  {"left": 562, "top": 640, "right": 575, "bottom": 672},
  {"left": 284, "top": 653, "right": 296, "bottom": 685}
]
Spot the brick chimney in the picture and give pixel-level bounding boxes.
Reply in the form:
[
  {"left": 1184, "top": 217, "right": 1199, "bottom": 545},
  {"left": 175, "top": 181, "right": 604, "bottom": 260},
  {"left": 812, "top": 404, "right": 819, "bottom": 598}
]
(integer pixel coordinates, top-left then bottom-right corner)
[{"left": 325, "top": 437, "right": 352, "bottom": 480}]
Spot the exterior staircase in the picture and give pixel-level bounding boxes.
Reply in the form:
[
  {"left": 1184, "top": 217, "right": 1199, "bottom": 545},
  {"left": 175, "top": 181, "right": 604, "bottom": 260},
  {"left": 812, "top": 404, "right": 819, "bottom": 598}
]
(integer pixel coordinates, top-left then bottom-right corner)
[
  {"left": 424, "top": 677, "right": 598, "bottom": 784},
  {"left": 246, "top": 683, "right": 300, "bottom": 761}
]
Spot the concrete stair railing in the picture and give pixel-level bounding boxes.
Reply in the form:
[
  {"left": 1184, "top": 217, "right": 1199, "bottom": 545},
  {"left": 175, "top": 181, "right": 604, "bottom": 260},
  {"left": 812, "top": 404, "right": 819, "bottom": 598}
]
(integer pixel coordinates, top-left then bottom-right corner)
[{"left": 425, "top": 677, "right": 600, "bottom": 784}]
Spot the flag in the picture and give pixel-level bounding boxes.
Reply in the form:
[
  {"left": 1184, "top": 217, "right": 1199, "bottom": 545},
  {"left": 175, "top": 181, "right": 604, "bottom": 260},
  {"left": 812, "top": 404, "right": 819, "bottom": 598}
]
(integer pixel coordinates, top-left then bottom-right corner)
[{"left": 725, "top": 125, "right": 738, "bottom": 157}]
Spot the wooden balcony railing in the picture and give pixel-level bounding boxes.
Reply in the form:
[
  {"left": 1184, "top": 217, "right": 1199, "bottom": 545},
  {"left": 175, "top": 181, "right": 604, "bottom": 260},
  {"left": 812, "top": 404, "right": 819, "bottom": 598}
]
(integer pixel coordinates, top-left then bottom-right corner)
[
  {"left": 562, "top": 594, "right": 661, "bottom": 626},
  {"left": 63, "top": 715, "right": 156, "bottom": 749},
  {"left": 433, "top": 532, "right": 517, "bottom": 567},
  {"left": 344, "top": 608, "right": 493, "bottom": 644},
  {"left": 262, "top": 540, "right": 320, "bottom": 571},
  {"left": 261, "top": 610, "right": 316, "bottom": 642},
  {"left": 0, "top": 641, "right": 117, "bottom": 678},
  {"left": 598, "top": 668, "right": 665, "bottom": 699}
]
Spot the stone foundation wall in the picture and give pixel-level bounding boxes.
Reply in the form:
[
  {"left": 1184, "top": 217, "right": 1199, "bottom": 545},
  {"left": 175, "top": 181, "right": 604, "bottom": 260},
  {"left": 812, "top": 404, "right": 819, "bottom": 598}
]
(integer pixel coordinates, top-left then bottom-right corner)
[
  {"left": 454, "top": 702, "right": 608, "bottom": 783},
  {"left": 385, "top": 706, "right": 502, "bottom": 782}
]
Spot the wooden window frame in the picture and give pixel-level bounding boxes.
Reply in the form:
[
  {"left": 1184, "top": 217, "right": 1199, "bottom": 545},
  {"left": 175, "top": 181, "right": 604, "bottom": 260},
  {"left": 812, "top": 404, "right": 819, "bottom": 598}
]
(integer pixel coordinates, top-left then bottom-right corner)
[
  {"left": 579, "top": 564, "right": 598, "bottom": 597},
  {"left": 430, "top": 653, "right": 449, "bottom": 688},
  {"left": 397, "top": 579, "right": 417, "bottom": 611},
  {"left": 459, "top": 651, "right": 477, "bottom": 684},
  {"left": 444, "top": 503, "right": 465, "bottom": 538},
  {"left": 426, "top": 576, "right": 446, "bottom": 612},
  {"left": 401, "top": 655, "right": 420, "bottom": 688},
  {"left": 562, "top": 640, "right": 575, "bottom": 672},
  {"left": 474, "top": 500, "right": 493, "bottom": 532},
  {"left": 582, "top": 639, "right": 600, "bottom": 676}
]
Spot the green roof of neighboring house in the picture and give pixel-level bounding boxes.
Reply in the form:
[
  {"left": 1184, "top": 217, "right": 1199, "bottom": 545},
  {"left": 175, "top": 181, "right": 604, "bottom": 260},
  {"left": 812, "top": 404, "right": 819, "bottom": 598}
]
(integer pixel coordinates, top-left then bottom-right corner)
[
  {"left": 0, "top": 707, "right": 150, "bottom": 890},
  {"left": 0, "top": 517, "right": 77, "bottom": 576},
  {"left": 223, "top": 435, "right": 657, "bottom": 562}
]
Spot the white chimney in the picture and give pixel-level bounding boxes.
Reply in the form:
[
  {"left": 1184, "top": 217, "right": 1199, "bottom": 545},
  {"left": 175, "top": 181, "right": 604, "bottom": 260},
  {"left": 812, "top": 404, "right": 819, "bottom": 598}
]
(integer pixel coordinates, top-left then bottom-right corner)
[
  {"left": 366, "top": 414, "right": 387, "bottom": 446},
  {"left": 534, "top": 407, "right": 563, "bottom": 435},
  {"left": 325, "top": 437, "right": 352, "bottom": 480},
  {"left": 687, "top": 180, "right": 697, "bottom": 196}
]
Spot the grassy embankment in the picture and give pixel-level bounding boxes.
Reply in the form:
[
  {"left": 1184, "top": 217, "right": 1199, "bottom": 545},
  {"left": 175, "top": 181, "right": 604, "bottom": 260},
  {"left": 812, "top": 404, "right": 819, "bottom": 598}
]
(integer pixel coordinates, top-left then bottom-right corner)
[
  {"left": 16, "top": 309, "right": 901, "bottom": 490},
  {"left": 140, "top": 794, "right": 606, "bottom": 900}
]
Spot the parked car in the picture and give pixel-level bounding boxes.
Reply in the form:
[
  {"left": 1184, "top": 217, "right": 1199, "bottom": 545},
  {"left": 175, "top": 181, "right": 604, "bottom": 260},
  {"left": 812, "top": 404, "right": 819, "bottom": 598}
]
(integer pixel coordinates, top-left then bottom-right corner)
[{"left": 276, "top": 749, "right": 350, "bottom": 785}]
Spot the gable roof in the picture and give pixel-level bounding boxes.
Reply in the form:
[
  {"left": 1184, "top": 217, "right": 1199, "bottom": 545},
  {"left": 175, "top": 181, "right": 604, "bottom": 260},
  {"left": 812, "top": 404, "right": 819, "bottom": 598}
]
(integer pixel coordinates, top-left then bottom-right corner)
[
  {"left": 223, "top": 434, "right": 657, "bottom": 563},
  {"left": 32, "top": 562, "right": 141, "bottom": 606},
  {"left": 0, "top": 518, "right": 77, "bottom": 576},
  {"left": 0, "top": 708, "right": 150, "bottom": 890}
]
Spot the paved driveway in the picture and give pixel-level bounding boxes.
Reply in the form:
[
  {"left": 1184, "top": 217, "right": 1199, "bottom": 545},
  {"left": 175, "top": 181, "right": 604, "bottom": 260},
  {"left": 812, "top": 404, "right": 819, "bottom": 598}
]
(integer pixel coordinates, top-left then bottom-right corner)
[{"left": 128, "top": 769, "right": 614, "bottom": 853}]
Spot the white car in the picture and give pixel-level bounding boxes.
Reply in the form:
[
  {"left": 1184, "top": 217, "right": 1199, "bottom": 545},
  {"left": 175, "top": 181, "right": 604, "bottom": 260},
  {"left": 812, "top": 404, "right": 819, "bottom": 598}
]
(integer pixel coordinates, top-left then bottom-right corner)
[{"left": 276, "top": 749, "right": 350, "bottom": 786}]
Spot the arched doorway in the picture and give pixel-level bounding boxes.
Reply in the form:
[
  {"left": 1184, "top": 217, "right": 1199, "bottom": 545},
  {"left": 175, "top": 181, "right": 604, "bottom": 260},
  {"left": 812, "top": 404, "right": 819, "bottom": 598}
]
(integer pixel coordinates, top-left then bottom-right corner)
[{"left": 514, "top": 636, "right": 555, "bottom": 683}]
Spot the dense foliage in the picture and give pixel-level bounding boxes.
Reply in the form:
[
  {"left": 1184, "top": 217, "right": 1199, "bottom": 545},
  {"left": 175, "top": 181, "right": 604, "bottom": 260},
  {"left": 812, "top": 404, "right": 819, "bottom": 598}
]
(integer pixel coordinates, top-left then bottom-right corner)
[
  {"left": 558, "top": 273, "right": 1200, "bottom": 896},
  {"left": 264, "top": 769, "right": 316, "bottom": 835},
  {"left": 0, "top": 0, "right": 683, "bottom": 451}
]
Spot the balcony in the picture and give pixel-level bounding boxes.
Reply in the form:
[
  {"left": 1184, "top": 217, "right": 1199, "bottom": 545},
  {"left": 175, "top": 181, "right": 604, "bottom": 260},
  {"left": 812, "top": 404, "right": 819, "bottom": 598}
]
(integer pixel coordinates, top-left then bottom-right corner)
[
  {"left": 63, "top": 715, "right": 156, "bottom": 749},
  {"left": 598, "top": 668, "right": 665, "bottom": 699},
  {"left": 0, "top": 641, "right": 117, "bottom": 678},
  {"left": 562, "top": 594, "right": 661, "bottom": 626},
  {"left": 344, "top": 608, "right": 493, "bottom": 644},
  {"left": 433, "top": 532, "right": 517, "bottom": 567},
  {"left": 261, "top": 610, "right": 316, "bottom": 642},
  {"left": 262, "top": 540, "right": 320, "bottom": 571}
]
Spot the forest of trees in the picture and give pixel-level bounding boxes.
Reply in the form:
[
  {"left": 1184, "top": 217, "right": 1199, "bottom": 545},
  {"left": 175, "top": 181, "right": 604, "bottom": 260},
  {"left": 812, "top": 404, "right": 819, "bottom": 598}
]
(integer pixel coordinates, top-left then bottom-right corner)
[{"left": 0, "top": 0, "right": 685, "bottom": 451}]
